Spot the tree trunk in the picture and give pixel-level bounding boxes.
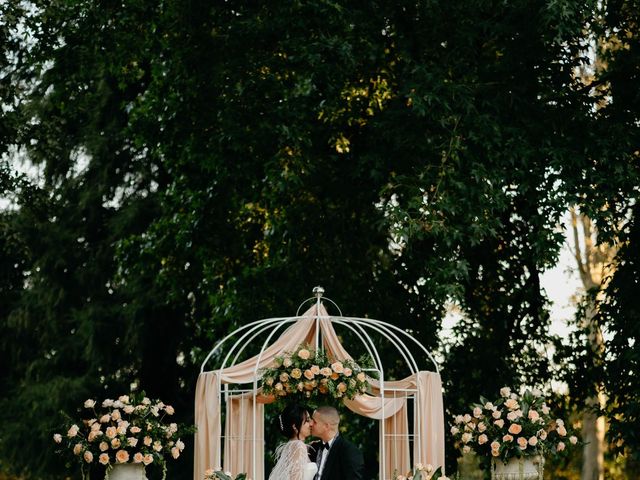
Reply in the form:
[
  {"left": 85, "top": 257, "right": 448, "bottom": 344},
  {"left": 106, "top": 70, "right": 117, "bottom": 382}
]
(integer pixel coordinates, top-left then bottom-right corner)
[{"left": 570, "top": 209, "right": 611, "bottom": 480}]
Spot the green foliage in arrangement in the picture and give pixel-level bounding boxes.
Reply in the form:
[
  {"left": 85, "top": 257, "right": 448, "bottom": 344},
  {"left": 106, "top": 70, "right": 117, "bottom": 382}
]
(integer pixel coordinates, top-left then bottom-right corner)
[{"left": 0, "top": 0, "right": 639, "bottom": 479}]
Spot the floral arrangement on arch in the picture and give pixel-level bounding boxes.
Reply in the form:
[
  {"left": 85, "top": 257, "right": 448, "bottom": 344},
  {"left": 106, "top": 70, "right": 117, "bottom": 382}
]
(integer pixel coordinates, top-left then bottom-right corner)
[
  {"left": 450, "top": 387, "right": 579, "bottom": 464},
  {"left": 393, "top": 463, "right": 449, "bottom": 480},
  {"left": 53, "top": 391, "right": 194, "bottom": 479},
  {"left": 259, "top": 344, "right": 369, "bottom": 404}
]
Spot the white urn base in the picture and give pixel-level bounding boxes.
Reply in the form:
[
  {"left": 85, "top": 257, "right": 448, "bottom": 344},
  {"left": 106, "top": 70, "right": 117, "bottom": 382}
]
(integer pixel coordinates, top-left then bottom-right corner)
[
  {"left": 106, "top": 463, "right": 148, "bottom": 480},
  {"left": 491, "top": 456, "right": 544, "bottom": 480}
]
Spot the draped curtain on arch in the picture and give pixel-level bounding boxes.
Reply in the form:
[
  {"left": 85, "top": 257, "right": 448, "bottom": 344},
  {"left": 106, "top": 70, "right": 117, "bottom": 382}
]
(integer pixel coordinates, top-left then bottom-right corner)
[{"left": 194, "top": 304, "right": 445, "bottom": 480}]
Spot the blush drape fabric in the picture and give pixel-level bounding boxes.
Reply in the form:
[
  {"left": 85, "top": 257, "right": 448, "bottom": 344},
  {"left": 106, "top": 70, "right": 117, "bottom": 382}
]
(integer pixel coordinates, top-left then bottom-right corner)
[{"left": 194, "top": 304, "right": 445, "bottom": 480}]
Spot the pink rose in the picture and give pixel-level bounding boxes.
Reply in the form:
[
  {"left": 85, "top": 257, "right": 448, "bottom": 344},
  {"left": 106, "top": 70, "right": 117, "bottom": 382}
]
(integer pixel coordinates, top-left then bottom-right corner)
[
  {"left": 502, "top": 434, "right": 513, "bottom": 442},
  {"left": 508, "top": 424, "right": 522, "bottom": 435},
  {"left": 492, "top": 410, "right": 502, "bottom": 419},
  {"left": 84, "top": 451, "right": 94, "bottom": 463},
  {"left": 504, "top": 398, "right": 519, "bottom": 410},
  {"left": 343, "top": 368, "right": 352, "bottom": 377},
  {"left": 517, "top": 437, "right": 528, "bottom": 449},
  {"left": 528, "top": 410, "right": 540, "bottom": 421},
  {"left": 528, "top": 436, "right": 538, "bottom": 446},
  {"left": 297, "top": 349, "right": 311, "bottom": 360},
  {"left": 494, "top": 419, "right": 505, "bottom": 428},
  {"left": 478, "top": 434, "right": 488, "bottom": 445},
  {"left": 473, "top": 407, "right": 482, "bottom": 418},
  {"left": 68, "top": 425, "right": 80, "bottom": 438},
  {"left": 171, "top": 446, "right": 180, "bottom": 459},
  {"left": 570, "top": 436, "right": 578, "bottom": 445},
  {"left": 115, "top": 450, "right": 130, "bottom": 463},
  {"left": 331, "top": 362, "right": 344, "bottom": 374},
  {"left": 99, "top": 453, "right": 110, "bottom": 465},
  {"left": 73, "top": 443, "right": 83, "bottom": 455},
  {"left": 165, "top": 405, "right": 175, "bottom": 415},
  {"left": 557, "top": 442, "right": 566, "bottom": 452},
  {"left": 490, "top": 441, "right": 501, "bottom": 450},
  {"left": 143, "top": 454, "right": 154, "bottom": 465},
  {"left": 133, "top": 452, "right": 144, "bottom": 463},
  {"left": 311, "top": 365, "right": 321, "bottom": 375}
]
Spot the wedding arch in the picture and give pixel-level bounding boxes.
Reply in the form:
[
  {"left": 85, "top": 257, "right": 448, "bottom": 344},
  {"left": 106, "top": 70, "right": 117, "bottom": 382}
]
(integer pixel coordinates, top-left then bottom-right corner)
[{"left": 194, "top": 288, "right": 445, "bottom": 480}]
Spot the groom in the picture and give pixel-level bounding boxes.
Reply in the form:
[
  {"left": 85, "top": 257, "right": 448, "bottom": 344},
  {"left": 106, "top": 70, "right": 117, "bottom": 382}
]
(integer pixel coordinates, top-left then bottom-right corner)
[{"left": 309, "top": 406, "right": 364, "bottom": 480}]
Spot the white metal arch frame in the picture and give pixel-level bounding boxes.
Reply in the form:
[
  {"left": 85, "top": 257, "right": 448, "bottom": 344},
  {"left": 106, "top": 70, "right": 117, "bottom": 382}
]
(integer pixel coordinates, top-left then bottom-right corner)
[{"left": 200, "top": 287, "right": 439, "bottom": 479}]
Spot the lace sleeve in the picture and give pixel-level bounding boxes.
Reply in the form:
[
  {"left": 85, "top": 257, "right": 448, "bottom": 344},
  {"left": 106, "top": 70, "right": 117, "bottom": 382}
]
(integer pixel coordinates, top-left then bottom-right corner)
[{"left": 268, "top": 441, "right": 311, "bottom": 480}]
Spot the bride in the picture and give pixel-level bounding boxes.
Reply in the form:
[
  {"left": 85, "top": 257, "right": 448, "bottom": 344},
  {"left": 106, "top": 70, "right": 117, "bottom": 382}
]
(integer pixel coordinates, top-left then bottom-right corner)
[{"left": 268, "top": 403, "right": 318, "bottom": 480}]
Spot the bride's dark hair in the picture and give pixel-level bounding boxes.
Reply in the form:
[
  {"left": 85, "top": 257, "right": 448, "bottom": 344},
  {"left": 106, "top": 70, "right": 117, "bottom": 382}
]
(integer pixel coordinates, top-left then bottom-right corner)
[{"left": 276, "top": 403, "right": 308, "bottom": 439}]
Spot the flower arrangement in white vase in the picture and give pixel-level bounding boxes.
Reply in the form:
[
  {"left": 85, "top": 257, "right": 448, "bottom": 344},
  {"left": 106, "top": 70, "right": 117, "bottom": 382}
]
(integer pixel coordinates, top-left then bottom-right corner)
[
  {"left": 54, "top": 391, "right": 193, "bottom": 479},
  {"left": 450, "top": 387, "right": 579, "bottom": 480}
]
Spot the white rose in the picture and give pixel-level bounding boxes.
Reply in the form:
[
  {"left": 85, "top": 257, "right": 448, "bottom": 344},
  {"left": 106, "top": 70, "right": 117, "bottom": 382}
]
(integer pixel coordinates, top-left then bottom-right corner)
[
  {"left": 53, "top": 433, "right": 62, "bottom": 443},
  {"left": 500, "top": 387, "right": 511, "bottom": 397},
  {"left": 570, "top": 435, "right": 578, "bottom": 445},
  {"left": 84, "top": 399, "right": 96, "bottom": 409},
  {"left": 67, "top": 425, "right": 80, "bottom": 438}
]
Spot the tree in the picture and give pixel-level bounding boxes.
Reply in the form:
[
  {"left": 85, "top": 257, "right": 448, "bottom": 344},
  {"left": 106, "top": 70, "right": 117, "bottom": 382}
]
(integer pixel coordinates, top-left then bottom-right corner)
[{"left": 1, "top": 1, "right": 639, "bottom": 479}]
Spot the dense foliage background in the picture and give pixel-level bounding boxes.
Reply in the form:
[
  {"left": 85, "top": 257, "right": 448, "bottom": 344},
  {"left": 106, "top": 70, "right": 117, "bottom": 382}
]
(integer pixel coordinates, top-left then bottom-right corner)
[{"left": 0, "top": 0, "right": 638, "bottom": 479}]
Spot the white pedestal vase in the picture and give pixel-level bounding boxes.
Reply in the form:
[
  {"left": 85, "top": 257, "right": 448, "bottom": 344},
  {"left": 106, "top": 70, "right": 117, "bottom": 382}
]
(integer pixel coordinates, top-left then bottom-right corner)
[
  {"left": 106, "top": 463, "right": 148, "bottom": 480},
  {"left": 491, "top": 456, "right": 544, "bottom": 480}
]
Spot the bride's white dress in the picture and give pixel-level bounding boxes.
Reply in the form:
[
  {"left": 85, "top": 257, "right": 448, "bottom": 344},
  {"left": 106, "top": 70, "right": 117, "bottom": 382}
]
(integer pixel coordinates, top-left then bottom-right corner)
[{"left": 268, "top": 439, "right": 317, "bottom": 480}]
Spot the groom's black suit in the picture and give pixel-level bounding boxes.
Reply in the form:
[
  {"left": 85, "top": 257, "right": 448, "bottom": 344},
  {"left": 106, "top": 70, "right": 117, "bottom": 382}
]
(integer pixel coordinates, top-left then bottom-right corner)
[{"left": 309, "top": 435, "right": 364, "bottom": 480}]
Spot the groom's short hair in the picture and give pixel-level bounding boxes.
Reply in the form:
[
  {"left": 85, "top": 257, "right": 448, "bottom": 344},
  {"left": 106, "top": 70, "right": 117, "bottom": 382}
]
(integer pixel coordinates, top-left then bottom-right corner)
[{"left": 315, "top": 406, "right": 340, "bottom": 426}]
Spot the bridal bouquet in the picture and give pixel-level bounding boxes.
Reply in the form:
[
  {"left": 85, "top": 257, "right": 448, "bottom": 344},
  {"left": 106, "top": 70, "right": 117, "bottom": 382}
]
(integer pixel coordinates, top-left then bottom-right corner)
[
  {"left": 259, "top": 344, "right": 369, "bottom": 404},
  {"left": 54, "top": 391, "right": 194, "bottom": 479},
  {"left": 450, "top": 387, "right": 579, "bottom": 463}
]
